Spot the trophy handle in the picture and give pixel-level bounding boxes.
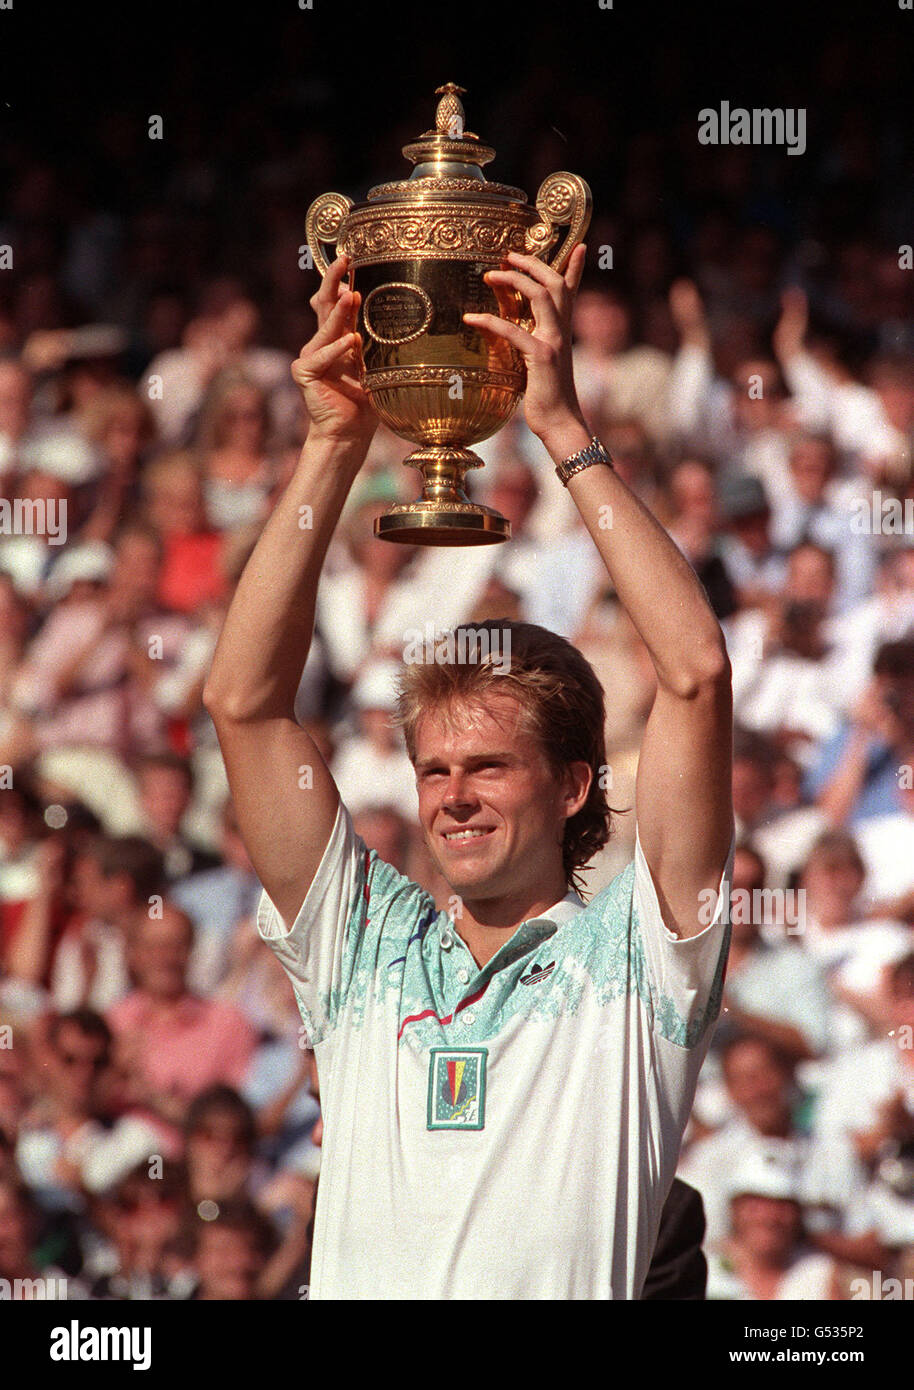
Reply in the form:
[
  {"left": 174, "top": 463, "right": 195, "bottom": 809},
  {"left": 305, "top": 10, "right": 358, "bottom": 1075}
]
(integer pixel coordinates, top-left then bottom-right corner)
[
  {"left": 525, "top": 172, "right": 593, "bottom": 274},
  {"left": 305, "top": 193, "right": 354, "bottom": 276}
]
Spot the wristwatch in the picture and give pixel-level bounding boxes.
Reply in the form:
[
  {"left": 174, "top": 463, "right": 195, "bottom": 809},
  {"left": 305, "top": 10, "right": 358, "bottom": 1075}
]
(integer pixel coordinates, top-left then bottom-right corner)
[{"left": 555, "top": 436, "right": 615, "bottom": 486}]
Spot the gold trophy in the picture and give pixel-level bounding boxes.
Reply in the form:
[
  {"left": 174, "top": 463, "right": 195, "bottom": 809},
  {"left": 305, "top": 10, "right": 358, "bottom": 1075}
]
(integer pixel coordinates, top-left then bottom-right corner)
[{"left": 306, "top": 83, "right": 592, "bottom": 545}]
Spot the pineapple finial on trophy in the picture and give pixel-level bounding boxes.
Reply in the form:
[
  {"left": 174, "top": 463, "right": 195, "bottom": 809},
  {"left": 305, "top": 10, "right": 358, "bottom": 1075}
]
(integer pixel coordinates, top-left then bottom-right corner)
[{"left": 434, "top": 82, "right": 468, "bottom": 139}]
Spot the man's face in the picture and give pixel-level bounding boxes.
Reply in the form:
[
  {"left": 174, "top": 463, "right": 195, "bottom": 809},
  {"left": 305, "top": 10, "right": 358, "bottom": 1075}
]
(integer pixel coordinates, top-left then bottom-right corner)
[
  {"left": 131, "top": 908, "right": 191, "bottom": 1000},
  {"left": 219, "top": 384, "right": 265, "bottom": 450},
  {"left": 114, "top": 1197, "right": 179, "bottom": 1277},
  {"left": 73, "top": 853, "right": 134, "bottom": 919},
  {"left": 671, "top": 462, "right": 717, "bottom": 527},
  {"left": 730, "top": 1194, "right": 800, "bottom": 1260},
  {"left": 787, "top": 547, "right": 833, "bottom": 606},
  {"left": 187, "top": 1109, "right": 250, "bottom": 1173},
  {"left": 802, "top": 853, "right": 863, "bottom": 920},
  {"left": 49, "top": 1021, "right": 108, "bottom": 1112},
  {"left": 414, "top": 692, "right": 582, "bottom": 902},
  {"left": 139, "top": 767, "right": 191, "bottom": 840},
  {"left": 724, "top": 1041, "right": 789, "bottom": 1134}
]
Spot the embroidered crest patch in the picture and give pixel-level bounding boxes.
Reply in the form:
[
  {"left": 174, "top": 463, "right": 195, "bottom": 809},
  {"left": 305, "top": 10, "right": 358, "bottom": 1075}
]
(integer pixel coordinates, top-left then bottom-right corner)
[{"left": 427, "top": 1048, "right": 487, "bottom": 1130}]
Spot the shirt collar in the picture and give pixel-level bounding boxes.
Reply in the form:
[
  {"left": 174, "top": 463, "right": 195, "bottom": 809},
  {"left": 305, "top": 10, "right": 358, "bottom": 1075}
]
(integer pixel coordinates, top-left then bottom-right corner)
[
  {"left": 528, "top": 889, "right": 586, "bottom": 927},
  {"left": 458, "top": 889, "right": 587, "bottom": 980}
]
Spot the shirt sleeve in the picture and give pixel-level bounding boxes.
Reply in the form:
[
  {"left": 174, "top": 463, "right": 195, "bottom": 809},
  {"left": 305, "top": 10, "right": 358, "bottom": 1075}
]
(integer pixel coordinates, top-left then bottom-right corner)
[
  {"left": 632, "top": 824, "right": 735, "bottom": 1048},
  {"left": 256, "top": 799, "right": 437, "bottom": 1046}
]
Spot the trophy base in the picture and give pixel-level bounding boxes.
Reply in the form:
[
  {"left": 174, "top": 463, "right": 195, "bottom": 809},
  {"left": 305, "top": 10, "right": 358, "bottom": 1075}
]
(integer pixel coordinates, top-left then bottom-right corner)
[
  {"left": 375, "top": 501, "right": 511, "bottom": 546},
  {"left": 373, "top": 446, "right": 511, "bottom": 546}
]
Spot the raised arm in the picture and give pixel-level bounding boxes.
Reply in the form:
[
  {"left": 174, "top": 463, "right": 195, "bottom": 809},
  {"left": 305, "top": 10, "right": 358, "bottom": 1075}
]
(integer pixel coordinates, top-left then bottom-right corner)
[
  {"left": 465, "top": 246, "right": 733, "bottom": 938},
  {"left": 204, "top": 256, "right": 376, "bottom": 925}
]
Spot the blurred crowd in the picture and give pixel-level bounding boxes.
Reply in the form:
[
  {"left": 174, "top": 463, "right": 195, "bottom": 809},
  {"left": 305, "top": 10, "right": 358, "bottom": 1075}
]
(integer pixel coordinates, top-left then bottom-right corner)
[{"left": 1, "top": 30, "right": 914, "bottom": 1298}]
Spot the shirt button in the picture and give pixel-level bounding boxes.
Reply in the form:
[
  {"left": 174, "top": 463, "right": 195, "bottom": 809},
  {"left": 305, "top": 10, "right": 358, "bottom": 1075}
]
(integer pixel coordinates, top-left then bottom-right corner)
[
  {"left": 440, "top": 932, "right": 453, "bottom": 950},
  {"left": 456, "top": 968, "right": 470, "bottom": 984},
  {"left": 462, "top": 1012, "right": 476, "bottom": 1026}
]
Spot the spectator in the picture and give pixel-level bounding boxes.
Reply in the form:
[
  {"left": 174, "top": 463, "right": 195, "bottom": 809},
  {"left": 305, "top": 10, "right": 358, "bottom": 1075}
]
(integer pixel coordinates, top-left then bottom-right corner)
[
  {"left": 107, "top": 902, "right": 257, "bottom": 1128},
  {"left": 571, "top": 285, "right": 672, "bottom": 442},
  {"left": 78, "top": 385, "right": 156, "bottom": 545},
  {"left": 141, "top": 451, "right": 226, "bottom": 615},
  {"left": 195, "top": 373, "right": 276, "bottom": 533},
  {"left": 15, "top": 1009, "right": 167, "bottom": 1209},
  {"left": 666, "top": 278, "right": 793, "bottom": 499},
  {"left": 27, "top": 834, "right": 165, "bottom": 1013},
  {"left": 806, "top": 953, "right": 914, "bottom": 1256},
  {"left": 681, "top": 1035, "right": 815, "bottom": 1251},
  {"left": 172, "top": 796, "right": 262, "bottom": 994},
  {"left": 185, "top": 1200, "right": 278, "bottom": 1300},
  {"left": 181, "top": 1085, "right": 313, "bottom": 1297},
  {"left": 330, "top": 659, "right": 418, "bottom": 821},
  {"left": 767, "top": 433, "right": 875, "bottom": 613},
  {"left": 0, "top": 1175, "right": 85, "bottom": 1298},
  {"left": 134, "top": 752, "right": 220, "bottom": 882},
  {"left": 716, "top": 846, "right": 830, "bottom": 1062},
  {"left": 664, "top": 458, "right": 737, "bottom": 619},
  {"left": 855, "top": 738, "right": 914, "bottom": 920},
  {"left": 9, "top": 522, "right": 188, "bottom": 761},
  {"left": 810, "top": 638, "right": 914, "bottom": 825},
  {"left": 798, "top": 832, "right": 912, "bottom": 1052},
  {"left": 705, "top": 1154, "right": 836, "bottom": 1300},
  {"left": 85, "top": 1161, "right": 186, "bottom": 1300}
]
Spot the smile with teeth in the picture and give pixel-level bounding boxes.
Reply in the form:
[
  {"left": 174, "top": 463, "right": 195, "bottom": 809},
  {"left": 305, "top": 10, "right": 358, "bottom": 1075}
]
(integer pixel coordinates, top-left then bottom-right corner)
[{"left": 442, "top": 827, "right": 494, "bottom": 841}]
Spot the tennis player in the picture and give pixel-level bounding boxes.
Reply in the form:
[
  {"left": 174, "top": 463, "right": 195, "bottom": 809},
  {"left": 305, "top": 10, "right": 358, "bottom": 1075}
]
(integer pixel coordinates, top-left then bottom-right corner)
[{"left": 204, "top": 244, "right": 734, "bottom": 1299}]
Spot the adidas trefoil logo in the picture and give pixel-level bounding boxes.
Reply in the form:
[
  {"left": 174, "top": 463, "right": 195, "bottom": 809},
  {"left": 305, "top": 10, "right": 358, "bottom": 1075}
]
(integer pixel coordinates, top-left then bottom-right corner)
[{"left": 520, "top": 960, "right": 555, "bottom": 986}]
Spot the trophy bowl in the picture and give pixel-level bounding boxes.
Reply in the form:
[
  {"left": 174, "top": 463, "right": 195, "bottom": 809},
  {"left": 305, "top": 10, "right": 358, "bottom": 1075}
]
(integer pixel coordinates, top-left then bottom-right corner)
[{"left": 306, "top": 83, "right": 592, "bottom": 545}]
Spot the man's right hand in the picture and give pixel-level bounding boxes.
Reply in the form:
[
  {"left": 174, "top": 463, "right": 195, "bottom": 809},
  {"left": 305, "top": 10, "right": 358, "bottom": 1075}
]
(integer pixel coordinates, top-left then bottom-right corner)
[{"left": 293, "top": 254, "right": 377, "bottom": 447}]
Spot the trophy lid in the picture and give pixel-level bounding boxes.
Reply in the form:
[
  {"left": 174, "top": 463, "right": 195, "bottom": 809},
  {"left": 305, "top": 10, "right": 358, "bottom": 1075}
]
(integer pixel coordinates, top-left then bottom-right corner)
[
  {"left": 363, "top": 84, "right": 526, "bottom": 203},
  {"left": 401, "top": 83, "right": 494, "bottom": 180}
]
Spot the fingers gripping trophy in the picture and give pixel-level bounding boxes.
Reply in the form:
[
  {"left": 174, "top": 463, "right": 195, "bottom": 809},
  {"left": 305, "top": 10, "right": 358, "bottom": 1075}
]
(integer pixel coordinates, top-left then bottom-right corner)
[{"left": 305, "top": 83, "right": 592, "bottom": 545}]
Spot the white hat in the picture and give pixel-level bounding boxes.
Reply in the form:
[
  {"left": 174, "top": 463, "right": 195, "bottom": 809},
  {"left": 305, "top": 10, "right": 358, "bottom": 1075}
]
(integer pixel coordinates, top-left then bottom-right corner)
[
  {"left": 44, "top": 541, "right": 114, "bottom": 600},
  {"left": 351, "top": 658, "right": 402, "bottom": 713},
  {"left": 728, "top": 1149, "right": 800, "bottom": 1203},
  {"left": 20, "top": 426, "right": 103, "bottom": 486}
]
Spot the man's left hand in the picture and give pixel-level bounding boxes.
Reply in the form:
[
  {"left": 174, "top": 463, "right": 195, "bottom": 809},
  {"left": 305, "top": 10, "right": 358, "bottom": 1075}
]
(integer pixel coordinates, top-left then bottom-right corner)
[{"left": 463, "top": 243, "right": 588, "bottom": 448}]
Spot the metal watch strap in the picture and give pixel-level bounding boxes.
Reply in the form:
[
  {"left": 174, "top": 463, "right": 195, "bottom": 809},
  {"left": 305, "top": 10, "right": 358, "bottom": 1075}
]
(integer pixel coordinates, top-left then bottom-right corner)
[{"left": 555, "top": 436, "right": 615, "bottom": 486}]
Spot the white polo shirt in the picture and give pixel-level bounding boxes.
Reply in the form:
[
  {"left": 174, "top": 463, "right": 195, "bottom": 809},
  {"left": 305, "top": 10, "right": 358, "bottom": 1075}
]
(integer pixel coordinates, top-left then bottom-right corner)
[{"left": 257, "top": 802, "right": 733, "bottom": 1300}]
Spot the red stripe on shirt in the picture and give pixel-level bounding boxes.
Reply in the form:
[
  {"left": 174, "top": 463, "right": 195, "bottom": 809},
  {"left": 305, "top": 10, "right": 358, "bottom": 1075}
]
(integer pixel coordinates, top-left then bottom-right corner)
[{"left": 397, "top": 980, "right": 490, "bottom": 1041}]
